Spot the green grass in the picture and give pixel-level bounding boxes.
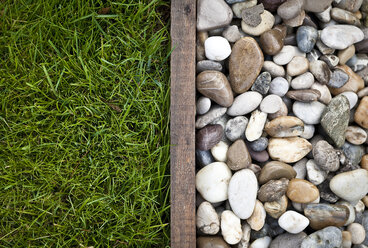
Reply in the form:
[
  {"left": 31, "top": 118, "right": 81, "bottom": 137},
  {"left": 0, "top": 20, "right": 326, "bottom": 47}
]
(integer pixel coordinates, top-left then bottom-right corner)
[{"left": 0, "top": 0, "right": 170, "bottom": 247}]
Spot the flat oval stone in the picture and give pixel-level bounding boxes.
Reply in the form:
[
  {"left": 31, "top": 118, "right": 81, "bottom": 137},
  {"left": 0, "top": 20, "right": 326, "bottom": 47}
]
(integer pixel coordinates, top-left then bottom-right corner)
[
  {"left": 293, "top": 101, "right": 326, "bottom": 125},
  {"left": 227, "top": 91, "right": 262, "bottom": 116},
  {"left": 329, "top": 65, "right": 364, "bottom": 95},
  {"left": 287, "top": 56, "right": 309, "bottom": 77},
  {"left": 354, "top": 96, "right": 368, "bottom": 129},
  {"left": 227, "top": 139, "right": 252, "bottom": 171},
  {"left": 270, "top": 232, "right": 307, "bottom": 248},
  {"left": 265, "top": 116, "right": 304, "bottom": 137},
  {"left": 263, "top": 61, "right": 286, "bottom": 77},
  {"left": 197, "top": 71, "right": 234, "bottom": 107},
  {"left": 211, "top": 141, "right": 228, "bottom": 162},
  {"left": 225, "top": 116, "right": 248, "bottom": 141},
  {"left": 245, "top": 110, "right": 268, "bottom": 142},
  {"left": 304, "top": 203, "right": 349, "bottom": 230},
  {"left": 309, "top": 60, "right": 331, "bottom": 85},
  {"left": 197, "top": 236, "right": 230, "bottom": 248},
  {"left": 196, "top": 162, "right": 232, "bottom": 203},
  {"left": 268, "top": 137, "right": 312, "bottom": 163},
  {"left": 258, "top": 161, "right": 296, "bottom": 184},
  {"left": 249, "top": 137, "right": 269, "bottom": 152},
  {"left": 320, "top": 95, "right": 350, "bottom": 148},
  {"left": 269, "top": 77, "right": 289, "bottom": 96},
  {"left": 329, "top": 169, "right": 368, "bottom": 202},
  {"left": 221, "top": 210, "right": 242, "bottom": 245},
  {"left": 196, "top": 124, "right": 223, "bottom": 151},
  {"left": 260, "top": 29, "right": 284, "bottom": 55},
  {"left": 196, "top": 105, "right": 227, "bottom": 129},
  {"left": 197, "top": 0, "right": 233, "bottom": 31},
  {"left": 229, "top": 37, "right": 264, "bottom": 94},
  {"left": 297, "top": 26, "right": 318, "bottom": 53},
  {"left": 251, "top": 72, "right": 272, "bottom": 95},
  {"left": 286, "top": 89, "right": 321, "bottom": 102},
  {"left": 311, "top": 82, "right": 332, "bottom": 104},
  {"left": 321, "top": 25, "right": 364, "bottom": 50},
  {"left": 291, "top": 72, "right": 315, "bottom": 90},
  {"left": 313, "top": 140, "right": 340, "bottom": 172},
  {"left": 228, "top": 169, "right": 258, "bottom": 219},
  {"left": 197, "top": 60, "right": 223, "bottom": 74},
  {"left": 345, "top": 126, "right": 367, "bottom": 145},
  {"left": 328, "top": 68, "right": 350, "bottom": 88},
  {"left": 287, "top": 178, "right": 320, "bottom": 203},
  {"left": 301, "top": 226, "right": 342, "bottom": 248},
  {"left": 260, "top": 94, "right": 283, "bottom": 114},
  {"left": 241, "top": 10, "right": 275, "bottom": 36},
  {"left": 247, "top": 200, "right": 266, "bottom": 231},
  {"left": 258, "top": 178, "right": 289, "bottom": 202},
  {"left": 249, "top": 149, "right": 270, "bottom": 163},
  {"left": 264, "top": 195, "right": 288, "bottom": 219},
  {"left": 278, "top": 210, "right": 310, "bottom": 234},
  {"left": 196, "top": 201, "right": 220, "bottom": 234}
]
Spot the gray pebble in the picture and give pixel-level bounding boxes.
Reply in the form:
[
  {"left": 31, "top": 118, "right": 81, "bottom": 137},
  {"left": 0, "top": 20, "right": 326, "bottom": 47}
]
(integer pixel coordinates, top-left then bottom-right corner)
[
  {"left": 270, "top": 232, "right": 307, "bottom": 248},
  {"left": 307, "top": 49, "right": 322, "bottom": 62},
  {"left": 327, "top": 69, "right": 350, "bottom": 88},
  {"left": 195, "top": 105, "right": 227, "bottom": 129},
  {"left": 225, "top": 116, "right": 248, "bottom": 142},
  {"left": 222, "top": 25, "right": 241, "bottom": 43},
  {"left": 342, "top": 141, "right": 365, "bottom": 166},
  {"left": 251, "top": 71, "right": 272, "bottom": 95},
  {"left": 301, "top": 226, "right": 342, "bottom": 248},
  {"left": 313, "top": 140, "right": 340, "bottom": 172},
  {"left": 196, "top": 60, "right": 223, "bottom": 74},
  {"left": 269, "top": 77, "right": 289, "bottom": 96},
  {"left": 196, "top": 96, "right": 211, "bottom": 115},
  {"left": 249, "top": 137, "right": 269, "bottom": 152},
  {"left": 297, "top": 26, "right": 318, "bottom": 53}
]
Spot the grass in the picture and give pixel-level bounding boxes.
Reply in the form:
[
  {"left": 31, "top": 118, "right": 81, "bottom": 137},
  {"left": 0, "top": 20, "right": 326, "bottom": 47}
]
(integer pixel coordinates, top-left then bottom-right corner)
[{"left": 0, "top": 0, "right": 171, "bottom": 247}]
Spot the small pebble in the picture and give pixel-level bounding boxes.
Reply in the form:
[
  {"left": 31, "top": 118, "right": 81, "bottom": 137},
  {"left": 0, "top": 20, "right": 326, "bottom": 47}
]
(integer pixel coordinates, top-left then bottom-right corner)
[
  {"left": 249, "top": 137, "right": 269, "bottom": 152},
  {"left": 258, "top": 161, "right": 296, "bottom": 184},
  {"left": 222, "top": 25, "right": 241, "bottom": 43},
  {"left": 306, "top": 159, "right": 328, "bottom": 185},
  {"left": 251, "top": 72, "right": 272, "bottom": 95},
  {"left": 293, "top": 101, "right": 326, "bottom": 125},
  {"left": 249, "top": 236, "right": 272, "bottom": 248},
  {"left": 204, "top": 36, "right": 232, "bottom": 61},
  {"left": 241, "top": 10, "right": 275, "bottom": 36},
  {"left": 290, "top": 72, "right": 314, "bottom": 90},
  {"left": 196, "top": 149, "right": 214, "bottom": 168},
  {"left": 197, "top": 60, "right": 223, "bottom": 74},
  {"left": 287, "top": 178, "right": 320, "bottom": 203},
  {"left": 196, "top": 96, "right": 211, "bottom": 115},
  {"left": 309, "top": 60, "right": 331, "bottom": 85},
  {"left": 347, "top": 223, "right": 366, "bottom": 244},
  {"left": 313, "top": 140, "right": 340, "bottom": 172},
  {"left": 273, "top": 45, "right": 305, "bottom": 66},
  {"left": 265, "top": 116, "right": 304, "bottom": 137},
  {"left": 197, "top": 0, "right": 233, "bottom": 31},
  {"left": 321, "top": 25, "right": 364, "bottom": 50},
  {"left": 257, "top": 178, "right": 289, "bottom": 202},
  {"left": 328, "top": 68, "right": 350, "bottom": 88},
  {"left": 278, "top": 210, "right": 310, "bottom": 234},
  {"left": 268, "top": 137, "right": 312, "bottom": 163},
  {"left": 338, "top": 45, "right": 356, "bottom": 65},
  {"left": 196, "top": 201, "right": 220, "bottom": 234},
  {"left": 264, "top": 195, "right": 288, "bottom": 219},
  {"left": 227, "top": 91, "right": 263, "bottom": 116},
  {"left": 221, "top": 210, "right": 242, "bottom": 245},
  {"left": 227, "top": 139, "right": 252, "bottom": 171},
  {"left": 304, "top": 203, "right": 349, "bottom": 230},
  {"left": 297, "top": 26, "right": 318, "bottom": 53},
  {"left": 340, "top": 91, "right": 358, "bottom": 109},
  {"left": 196, "top": 124, "right": 224, "bottom": 151},
  {"left": 211, "top": 141, "right": 228, "bottom": 162},
  {"left": 269, "top": 77, "right": 289, "bottom": 96},
  {"left": 196, "top": 105, "right": 227, "bottom": 129},
  {"left": 262, "top": 61, "right": 286, "bottom": 77},
  {"left": 287, "top": 56, "right": 309, "bottom": 76},
  {"left": 345, "top": 126, "right": 367, "bottom": 145},
  {"left": 247, "top": 200, "right": 266, "bottom": 231},
  {"left": 246, "top": 110, "right": 268, "bottom": 142}
]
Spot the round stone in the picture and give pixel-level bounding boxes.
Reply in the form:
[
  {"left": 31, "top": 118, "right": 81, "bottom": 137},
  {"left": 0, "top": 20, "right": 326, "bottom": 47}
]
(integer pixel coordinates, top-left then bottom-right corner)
[
  {"left": 196, "top": 201, "right": 220, "bottom": 234},
  {"left": 211, "top": 141, "right": 228, "bottom": 162},
  {"left": 287, "top": 178, "right": 320, "bottom": 203},
  {"left": 260, "top": 29, "right": 285, "bottom": 55},
  {"left": 258, "top": 178, "right": 289, "bottom": 202},
  {"left": 249, "top": 137, "right": 269, "bottom": 152},
  {"left": 287, "top": 56, "right": 309, "bottom": 76},
  {"left": 278, "top": 210, "right": 310, "bottom": 234},
  {"left": 292, "top": 101, "right": 326, "bottom": 125},
  {"left": 297, "top": 26, "right": 318, "bottom": 53},
  {"left": 347, "top": 223, "right": 366, "bottom": 244},
  {"left": 245, "top": 110, "right": 268, "bottom": 142},
  {"left": 345, "top": 126, "right": 367, "bottom": 145},
  {"left": 263, "top": 61, "right": 285, "bottom": 77},
  {"left": 265, "top": 116, "right": 304, "bottom": 137},
  {"left": 260, "top": 94, "right": 283, "bottom": 114},
  {"left": 221, "top": 210, "right": 242, "bottom": 245},
  {"left": 196, "top": 96, "right": 211, "bottom": 115},
  {"left": 196, "top": 124, "right": 223, "bottom": 151},
  {"left": 228, "top": 169, "right": 258, "bottom": 219},
  {"left": 269, "top": 77, "right": 289, "bottom": 96},
  {"left": 225, "top": 116, "right": 248, "bottom": 141},
  {"left": 197, "top": 0, "right": 233, "bottom": 31},
  {"left": 301, "top": 226, "right": 342, "bottom": 248},
  {"left": 268, "top": 137, "right": 312, "bottom": 163},
  {"left": 291, "top": 72, "right": 314, "bottom": 90},
  {"left": 247, "top": 200, "right": 266, "bottom": 231},
  {"left": 227, "top": 91, "right": 263, "bottom": 116},
  {"left": 241, "top": 10, "right": 275, "bottom": 36},
  {"left": 313, "top": 140, "right": 340, "bottom": 172},
  {"left": 321, "top": 25, "right": 364, "bottom": 50},
  {"left": 227, "top": 139, "right": 252, "bottom": 171},
  {"left": 303, "top": 203, "right": 349, "bottom": 230},
  {"left": 196, "top": 162, "right": 232, "bottom": 203},
  {"left": 204, "top": 36, "right": 231, "bottom": 61},
  {"left": 258, "top": 161, "right": 296, "bottom": 184}
]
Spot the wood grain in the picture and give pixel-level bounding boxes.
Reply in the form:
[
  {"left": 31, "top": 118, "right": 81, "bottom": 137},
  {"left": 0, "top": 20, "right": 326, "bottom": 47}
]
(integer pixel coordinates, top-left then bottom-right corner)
[{"left": 170, "top": 0, "right": 197, "bottom": 247}]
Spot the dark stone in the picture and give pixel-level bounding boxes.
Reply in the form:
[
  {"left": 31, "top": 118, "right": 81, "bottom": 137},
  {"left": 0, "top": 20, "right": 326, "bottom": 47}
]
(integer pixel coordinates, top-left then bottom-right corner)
[
  {"left": 259, "top": 0, "right": 287, "bottom": 12},
  {"left": 341, "top": 141, "right": 365, "bottom": 166},
  {"left": 304, "top": 203, "right": 349, "bottom": 230},
  {"left": 196, "top": 124, "right": 223, "bottom": 151},
  {"left": 266, "top": 216, "right": 286, "bottom": 237},
  {"left": 258, "top": 178, "right": 289, "bottom": 202},
  {"left": 328, "top": 69, "right": 350, "bottom": 88},
  {"left": 301, "top": 226, "right": 342, "bottom": 248},
  {"left": 251, "top": 72, "right": 272, "bottom": 95},
  {"left": 286, "top": 89, "right": 321, "bottom": 102},
  {"left": 196, "top": 149, "right": 215, "bottom": 168},
  {"left": 297, "top": 26, "right": 318, "bottom": 53}
]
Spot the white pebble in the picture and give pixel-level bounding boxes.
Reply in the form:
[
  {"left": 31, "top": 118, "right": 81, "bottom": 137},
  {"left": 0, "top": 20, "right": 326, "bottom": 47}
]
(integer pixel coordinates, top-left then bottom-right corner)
[
  {"left": 227, "top": 91, "right": 263, "bottom": 116},
  {"left": 293, "top": 158, "right": 307, "bottom": 179},
  {"left": 306, "top": 159, "right": 328, "bottom": 185},
  {"left": 246, "top": 110, "right": 268, "bottom": 142},
  {"left": 291, "top": 72, "right": 314, "bottom": 90},
  {"left": 196, "top": 202, "right": 220, "bottom": 234},
  {"left": 196, "top": 96, "right": 211, "bottom": 115},
  {"left": 204, "top": 36, "right": 231, "bottom": 61},
  {"left": 340, "top": 91, "right": 358, "bottom": 109},
  {"left": 293, "top": 101, "right": 326, "bottom": 125},
  {"left": 347, "top": 223, "right": 366, "bottom": 244},
  {"left": 250, "top": 236, "right": 272, "bottom": 248},
  {"left": 301, "top": 124, "right": 315, "bottom": 139},
  {"left": 269, "top": 77, "right": 289, "bottom": 96},
  {"left": 211, "top": 141, "right": 228, "bottom": 162},
  {"left": 260, "top": 94, "right": 283, "bottom": 114},
  {"left": 221, "top": 210, "right": 242, "bottom": 245},
  {"left": 278, "top": 210, "right": 310, "bottom": 234}
]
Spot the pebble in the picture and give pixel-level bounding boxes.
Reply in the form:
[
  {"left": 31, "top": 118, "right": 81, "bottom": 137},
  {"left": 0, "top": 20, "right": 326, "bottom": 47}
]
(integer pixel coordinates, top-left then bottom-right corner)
[
  {"left": 196, "top": 149, "right": 215, "bottom": 168},
  {"left": 196, "top": 105, "right": 227, "bottom": 129},
  {"left": 197, "top": 0, "right": 233, "bottom": 31},
  {"left": 249, "top": 149, "right": 270, "bottom": 163},
  {"left": 277, "top": 0, "right": 304, "bottom": 20},
  {"left": 232, "top": 0, "right": 257, "bottom": 18},
  {"left": 287, "top": 178, "right": 320, "bottom": 203},
  {"left": 293, "top": 101, "right": 326, "bottom": 125},
  {"left": 297, "top": 26, "right": 318, "bottom": 53},
  {"left": 311, "top": 82, "right": 332, "bottom": 104},
  {"left": 196, "top": 162, "right": 232, "bottom": 203},
  {"left": 268, "top": 101, "right": 289, "bottom": 120},
  {"left": 260, "top": 29, "right": 285, "bottom": 55},
  {"left": 336, "top": 0, "right": 364, "bottom": 12},
  {"left": 197, "top": 236, "right": 230, "bottom": 248},
  {"left": 222, "top": 25, "right": 241, "bottom": 43},
  {"left": 340, "top": 91, "right": 358, "bottom": 109},
  {"left": 301, "top": 124, "right": 315, "bottom": 139},
  {"left": 345, "top": 126, "right": 367, "bottom": 145},
  {"left": 320, "top": 54, "right": 340, "bottom": 69},
  {"left": 241, "top": 4, "right": 264, "bottom": 27},
  {"left": 262, "top": 61, "right": 285, "bottom": 77},
  {"left": 241, "top": 10, "right": 275, "bottom": 36},
  {"left": 196, "top": 71, "right": 234, "bottom": 107},
  {"left": 227, "top": 139, "right": 252, "bottom": 171},
  {"left": 196, "top": 201, "right": 220, "bottom": 234},
  {"left": 338, "top": 200, "right": 356, "bottom": 225},
  {"left": 196, "top": 96, "right": 211, "bottom": 115},
  {"left": 306, "top": 159, "right": 328, "bottom": 185},
  {"left": 269, "top": 232, "right": 307, "bottom": 248},
  {"left": 265, "top": 116, "right": 304, "bottom": 137},
  {"left": 260, "top": 94, "right": 283, "bottom": 114},
  {"left": 342, "top": 231, "right": 352, "bottom": 248},
  {"left": 283, "top": 10, "right": 306, "bottom": 27},
  {"left": 309, "top": 60, "right": 331, "bottom": 85},
  {"left": 278, "top": 210, "right": 310, "bottom": 234},
  {"left": 330, "top": 169, "right": 368, "bottom": 202},
  {"left": 321, "top": 25, "right": 364, "bottom": 50},
  {"left": 196, "top": 124, "right": 224, "bottom": 151},
  {"left": 358, "top": 87, "right": 368, "bottom": 98},
  {"left": 331, "top": 7, "right": 361, "bottom": 25},
  {"left": 204, "top": 36, "right": 231, "bottom": 61},
  {"left": 229, "top": 37, "right": 264, "bottom": 94},
  {"left": 221, "top": 210, "right": 242, "bottom": 245},
  {"left": 238, "top": 223, "right": 251, "bottom": 248},
  {"left": 251, "top": 72, "right": 272, "bottom": 95},
  {"left": 259, "top": 0, "right": 287, "bottom": 12},
  {"left": 287, "top": 56, "right": 309, "bottom": 76},
  {"left": 249, "top": 236, "right": 272, "bottom": 248},
  {"left": 273, "top": 45, "right": 305, "bottom": 66},
  {"left": 301, "top": 226, "right": 342, "bottom": 248},
  {"left": 316, "top": 6, "right": 332, "bottom": 22},
  {"left": 258, "top": 161, "right": 296, "bottom": 184},
  {"left": 328, "top": 68, "right": 350, "bottom": 88},
  {"left": 293, "top": 158, "right": 307, "bottom": 179},
  {"left": 347, "top": 223, "right": 366, "bottom": 244},
  {"left": 268, "top": 137, "right": 312, "bottom": 163},
  {"left": 354, "top": 96, "right": 368, "bottom": 129},
  {"left": 330, "top": 65, "right": 364, "bottom": 95},
  {"left": 211, "top": 141, "right": 228, "bottom": 162},
  {"left": 304, "top": 0, "right": 334, "bottom": 12},
  {"left": 304, "top": 203, "right": 350, "bottom": 229},
  {"left": 228, "top": 169, "right": 258, "bottom": 219},
  {"left": 225, "top": 116, "right": 248, "bottom": 142},
  {"left": 247, "top": 200, "right": 266, "bottom": 231},
  {"left": 286, "top": 89, "right": 321, "bottom": 102},
  {"left": 249, "top": 137, "right": 269, "bottom": 152},
  {"left": 321, "top": 95, "right": 350, "bottom": 147},
  {"left": 197, "top": 60, "right": 223, "bottom": 74},
  {"left": 290, "top": 72, "right": 315, "bottom": 89},
  {"left": 264, "top": 195, "right": 288, "bottom": 219},
  {"left": 227, "top": 91, "right": 262, "bottom": 116},
  {"left": 245, "top": 110, "right": 268, "bottom": 142},
  {"left": 269, "top": 77, "right": 289, "bottom": 96},
  {"left": 313, "top": 140, "right": 340, "bottom": 172},
  {"left": 338, "top": 45, "right": 356, "bottom": 65},
  {"left": 258, "top": 178, "right": 289, "bottom": 202},
  {"left": 354, "top": 200, "right": 365, "bottom": 213},
  {"left": 341, "top": 141, "right": 365, "bottom": 166}
]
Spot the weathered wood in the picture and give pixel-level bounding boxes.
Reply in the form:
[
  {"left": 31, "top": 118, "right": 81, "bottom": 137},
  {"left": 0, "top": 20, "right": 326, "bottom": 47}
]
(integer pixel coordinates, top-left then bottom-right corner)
[{"left": 170, "top": 0, "right": 197, "bottom": 247}]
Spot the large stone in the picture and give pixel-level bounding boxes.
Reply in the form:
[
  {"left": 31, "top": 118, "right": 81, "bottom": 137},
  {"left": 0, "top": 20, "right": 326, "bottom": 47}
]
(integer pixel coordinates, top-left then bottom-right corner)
[
  {"left": 320, "top": 95, "right": 350, "bottom": 148},
  {"left": 227, "top": 139, "right": 252, "bottom": 171},
  {"left": 304, "top": 203, "right": 350, "bottom": 230},
  {"left": 301, "top": 226, "right": 342, "bottom": 248},
  {"left": 197, "top": 0, "right": 233, "bottom": 31},
  {"left": 321, "top": 25, "right": 364, "bottom": 50},
  {"left": 258, "top": 161, "right": 296, "bottom": 184},
  {"left": 268, "top": 137, "right": 312, "bottom": 163},
  {"left": 229, "top": 37, "right": 264, "bottom": 94}
]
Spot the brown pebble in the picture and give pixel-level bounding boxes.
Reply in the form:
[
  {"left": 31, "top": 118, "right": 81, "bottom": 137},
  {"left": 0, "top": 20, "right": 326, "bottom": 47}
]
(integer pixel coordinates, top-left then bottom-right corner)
[
  {"left": 286, "top": 89, "right": 321, "bottom": 102},
  {"left": 227, "top": 139, "right": 252, "bottom": 171},
  {"left": 304, "top": 203, "right": 349, "bottom": 230},
  {"left": 287, "top": 178, "right": 320, "bottom": 203},
  {"left": 258, "top": 178, "right": 289, "bottom": 202},
  {"left": 265, "top": 116, "right": 304, "bottom": 137},
  {"left": 197, "top": 236, "right": 230, "bottom": 248},
  {"left": 345, "top": 126, "right": 367, "bottom": 145},
  {"left": 196, "top": 124, "right": 223, "bottom": 151},
  {"left": 354, "top": 96, "right": 368, "bottom": 129},
  {"left": 258, "top": 161, "right": 296, "bottom": 184},
  {"left": 260, "top": 29, "right": 284, "bottom": 55},
  {"left": 361, "top": 154, "right": 368, "bottom": 170},
  {"left": 264, "top": 195, "right": 288, "bottom": 219},
  {"left": 338, "top": 45, "right": 355, "bottom": 65}
]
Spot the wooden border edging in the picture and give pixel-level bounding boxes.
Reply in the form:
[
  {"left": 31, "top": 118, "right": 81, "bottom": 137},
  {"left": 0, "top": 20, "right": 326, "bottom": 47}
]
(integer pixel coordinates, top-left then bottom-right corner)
[{"left": 170, "top": 0, "right": 197, "bottom": 247}]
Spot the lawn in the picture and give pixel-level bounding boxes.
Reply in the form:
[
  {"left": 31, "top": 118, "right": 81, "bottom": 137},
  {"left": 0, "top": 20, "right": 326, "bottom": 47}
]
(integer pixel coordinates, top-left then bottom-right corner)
[{"left": 0, "top": 0, "right": 170, "bottom": 247}]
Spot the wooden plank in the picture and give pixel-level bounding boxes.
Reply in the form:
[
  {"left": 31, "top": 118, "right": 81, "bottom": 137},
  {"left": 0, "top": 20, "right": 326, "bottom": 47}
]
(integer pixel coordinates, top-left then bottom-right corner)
[{"left": 170, "top": 0, "right": 197, "bottom": 247}]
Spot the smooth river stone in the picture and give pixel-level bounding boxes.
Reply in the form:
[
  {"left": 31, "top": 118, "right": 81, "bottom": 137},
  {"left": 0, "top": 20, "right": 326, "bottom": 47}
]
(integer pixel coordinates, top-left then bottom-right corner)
[
  {"left": 221, "top": 210, "right": 242, "bottom": 245},
  {"left": 277, "top": 0, "right": 304, "bottom": 20},
  {"left": 241, "top": 10, "right": 275, "bottom": 36},
  {"left": 313, "top": 140, "right": 340, "bottom": 172},
  {"left": 196, "top": 105, "right": 227, "bottom": 129},
  {"left": 321, "top": 95, "right": 350, "bottom": 148},
  {"left": 321, "top": 25, "right": 364, "bottom": 50},
  {"left": 264, "top": 195, "right": 288, "bottom": 219},
  {"left": 229, "top": 37, "right": 264, "bottom": 94},
  {"left": 258, "top": 178, "right": 289, "bottom": 202},
  {"left": 260, "top": 94, "right": 283, "bottom": 114},
  {"left": 196, "top": 149, "right": 215, "bottom": 168},
  {"left": 196, "top": 71, "right": 234, "bottom": 107},
  {"left": 303, "top": 0, "right": 333, "bottom": 12},
  {"left": 222, "top": 25, "right": 241, "bottom": 43},
  {"left": 196, "top": 201, "right": 220, "bottom": 234},
  {"left": 197, "top": 60, "right": 223, "bottom": 74},
  {"left": 329, "top": 65, "right": 364, "bottom": 95},
  {"left": 297, "top": 26, "right": 318, "bottom": 53},
  {"left": 250, "top": 236, "right": 272, "bottom": 248},
  {"left": 196, "top": 162, "right": 232, "bottom": 203},
  {"left": 268, "top": 137, "right": 312, "bottom": 163},
  {"left": 269, "top": 77, "right": 289, "bottom": 96},
  {"left": 247, "top": 200, "right": 266, "bottom": 231},
  {"left": 225, "top": 116, "right": 248, "bottom": 142},
  {"left": 245, "top": 110, "right": 268, "bottom": 142},
  {"left": 197, "top": 96, "right": 211, "bottom": 115},
  {"left": 345, "top": 126, "right": 367, "bottom": 145},
  {"left": 330, "top": 169, "right": 368, "bottom": 203},
  {"left": 227, "top": 139, "right": 252, "bottom": 171},
  {"left": 331, "top": 7, "right": 361, "bottom": 25},
  {"left": 286, "top": 56, "right": 309, "bottom": 77},
  {"left": 197, "top": 0, "right": 233, "bottom": 31},
  {"left": 336, "top": 0, "right": 364, "bottom": 12},
  {"left": 328, "top": 68, "right": 350, "bottom": 88},
  {"left": 258, "top": 161, "right": 296, "bottom": 184},
  {"left": 309, "top": 60, "right": 331, "bottom": 85},
  {"left": 196, "top": 124, "right": 223, "bottom": 151},
  {"left": 270, "top": 232, "right": 307, "bottom": 248},
  {"left": 204, "top": 36, "right": 231, "bottom": 61},
  {"left": 265, "top": 116, "right": 304, "bottom": 137},
  {"left": 197, "top": 236, "right": 230, "bottom": 248},
  {"left": 340, "top": 91, "right": 358, "bottom": 109},
  {"left": 260, "top": 29, "right": 285, "bottom": 55},
  {"left": 291, "top": 72, "right": 315, "bottom": 90},
  {"left": 287, "top": 178, "right": 320, "bottom": 203},
  {"left": 355, "top": 96, "right": 368, "bottom": 129},
  {"left": 301, "top": 226, "right": 342, "bottom": 248},
  {"left": 262, "top": 61, "right": 286, "bottom": 77},
  {"left": 227, "top": 91, "right": 262, "bottom": 116},
  {"left": 249, "top": 137, "right": 269, "bottom": 152},
  {"left": 293, "top": 101, "right": 326, "bottom": 125},
  {"left": 311, "top": 82, "right": 332, "bottom": 104},
  {"left": 286, "top": 89, "right": 321, "bottom": 102},
  {"left": 304, "top": 203, "right": 349, "bottom": 230},
  {"left": 278, "top": 210, "right": 310, "bottom": 234},
  {"left": 273, "top": 45, "right": 305, "bottom": 66},
  {"left": 347, "top": 223, "right": 366, "bottom": 245},
  {"left": 306, "top": 159, "right": 328, "bottom": 185},
  {"left": 211, "top": 141, "right": 228, "bottom": 162},
  {"left": 228, "top": 169, "right": 258, "bottom": 219},
  {"left": 341, "top": 141, "right": 365, "bottom": 166}
]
